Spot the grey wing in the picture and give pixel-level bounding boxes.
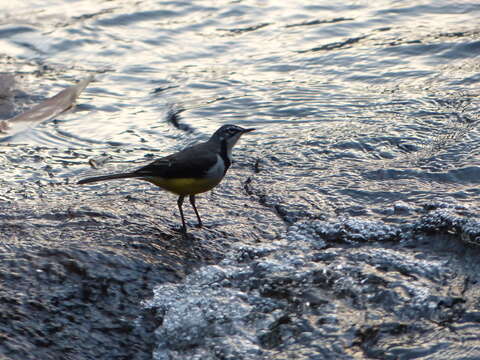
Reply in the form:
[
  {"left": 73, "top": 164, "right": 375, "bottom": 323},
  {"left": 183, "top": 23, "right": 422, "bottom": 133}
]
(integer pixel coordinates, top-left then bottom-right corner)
[{"left": 133, "top": 145, "right": 218, "bottom": 179}]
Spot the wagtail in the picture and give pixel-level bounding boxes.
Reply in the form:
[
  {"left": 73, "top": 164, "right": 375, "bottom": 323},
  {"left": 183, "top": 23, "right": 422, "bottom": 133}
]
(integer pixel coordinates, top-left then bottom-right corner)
[{"left": 78, "top": 124, "right": 255, "bottom": 232}]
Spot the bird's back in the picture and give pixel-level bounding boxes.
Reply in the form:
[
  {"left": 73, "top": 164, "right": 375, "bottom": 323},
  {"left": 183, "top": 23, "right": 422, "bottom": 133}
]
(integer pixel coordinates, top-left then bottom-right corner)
[
  {"left": 133, "top": 141, "right": 227, "bottom": 196},
  {"left": 133, "top": 141, "right": 221, "bottom": 179}
]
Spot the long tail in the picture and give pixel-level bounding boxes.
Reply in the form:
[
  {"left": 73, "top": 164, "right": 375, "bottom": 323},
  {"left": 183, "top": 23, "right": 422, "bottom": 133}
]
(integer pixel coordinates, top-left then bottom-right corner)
[{"left": 77, "top": 172, "right": 139, "bottom": 185}]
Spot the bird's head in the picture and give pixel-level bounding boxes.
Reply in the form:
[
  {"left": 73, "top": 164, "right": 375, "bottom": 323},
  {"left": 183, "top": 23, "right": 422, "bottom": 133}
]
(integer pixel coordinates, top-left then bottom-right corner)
[{"left": 210, "top": 124, "right": 255, "bottom": 148}]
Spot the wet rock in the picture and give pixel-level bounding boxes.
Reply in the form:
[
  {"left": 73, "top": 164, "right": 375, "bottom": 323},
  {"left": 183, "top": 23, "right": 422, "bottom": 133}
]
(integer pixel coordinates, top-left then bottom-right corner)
[
  {"left": 0, "top": 244, "right": 185, "bottom": 360},
  {"left": 0, "top": 188, "right": 244, "bottom": 360},
  {"left": 286, "top": 217, "right": 401, "bottom": 246},
  {"left": 145, "top": 209, "right": 480, "bottom": 360},
  {"left": 0, "top": 146, "right": 283, "bottom": 360},
  {"left": 415, "top": 208, "right": 480, "bottom": 245}
]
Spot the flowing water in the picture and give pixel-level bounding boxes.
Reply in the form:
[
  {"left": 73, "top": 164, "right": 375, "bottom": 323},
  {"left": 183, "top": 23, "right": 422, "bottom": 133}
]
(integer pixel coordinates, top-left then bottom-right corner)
[
  {"left": 1, "top": 0, "right": 479, "bottom": 212},
  {"left": 1, "top": 1, "right": 480, "bottom": 359}
]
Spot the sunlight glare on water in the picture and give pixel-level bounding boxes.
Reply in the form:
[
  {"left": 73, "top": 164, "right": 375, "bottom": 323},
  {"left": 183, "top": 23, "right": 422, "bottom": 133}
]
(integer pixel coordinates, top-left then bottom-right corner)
[{"left": 1, "top": 0, "right": 479, "bottom": 209}]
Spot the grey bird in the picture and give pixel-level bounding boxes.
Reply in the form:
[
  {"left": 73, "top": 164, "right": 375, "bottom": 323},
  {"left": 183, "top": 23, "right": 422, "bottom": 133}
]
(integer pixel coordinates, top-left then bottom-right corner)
[{"left": 78, "top": 124, "right": 255, "bottom": 232}]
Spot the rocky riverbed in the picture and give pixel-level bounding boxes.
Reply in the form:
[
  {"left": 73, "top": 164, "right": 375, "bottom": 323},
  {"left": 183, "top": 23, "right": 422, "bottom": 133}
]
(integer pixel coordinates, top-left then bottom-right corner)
[{"left": 1, "top": 141, "right": 480, "bottom": 359}]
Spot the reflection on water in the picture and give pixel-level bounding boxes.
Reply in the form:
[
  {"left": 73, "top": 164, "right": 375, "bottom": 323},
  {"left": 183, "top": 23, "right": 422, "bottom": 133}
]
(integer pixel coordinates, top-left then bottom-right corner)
[
  {"left": 0, "top": 0, "right": 479, "bottom": 215},
  {"left": 1, "top": 1, "right": 478, "bottom": 139},
  {"left": 0, "top": 1, "right": 479, "bottom": 212}
]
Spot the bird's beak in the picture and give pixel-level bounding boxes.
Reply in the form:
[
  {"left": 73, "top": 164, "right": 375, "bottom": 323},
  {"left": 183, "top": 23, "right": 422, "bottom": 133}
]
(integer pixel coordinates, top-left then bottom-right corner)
[{"left": 242, "top": 128, "right": 255, "bottom": 133}]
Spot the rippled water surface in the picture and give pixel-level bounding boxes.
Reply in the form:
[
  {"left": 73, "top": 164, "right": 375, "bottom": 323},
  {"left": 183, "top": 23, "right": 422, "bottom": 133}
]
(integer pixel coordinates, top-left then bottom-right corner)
[
  {"left": 1, "top": 0, "right": 480, "bottom": 359},
  {"left": 1, "top": 0, "right": 479, "bottom": 215}
]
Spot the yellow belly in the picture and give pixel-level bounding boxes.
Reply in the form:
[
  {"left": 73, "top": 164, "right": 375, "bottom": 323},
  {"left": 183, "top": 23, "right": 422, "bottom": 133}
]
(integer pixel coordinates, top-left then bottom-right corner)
[{"left": 144, "top": 176, "right": 222, "bottom": 196}]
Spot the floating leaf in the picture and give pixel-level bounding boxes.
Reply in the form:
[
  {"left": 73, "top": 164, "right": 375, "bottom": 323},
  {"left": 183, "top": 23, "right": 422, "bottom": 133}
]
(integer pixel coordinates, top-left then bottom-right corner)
[{"left": 1, "top": 75, "right": 93, "bottom": 140}]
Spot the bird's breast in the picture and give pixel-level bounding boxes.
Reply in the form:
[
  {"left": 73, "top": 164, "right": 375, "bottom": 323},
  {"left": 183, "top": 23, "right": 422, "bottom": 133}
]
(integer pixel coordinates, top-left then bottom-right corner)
[{"left": 205, "top": 154, "right": 227, "bottom": 178}]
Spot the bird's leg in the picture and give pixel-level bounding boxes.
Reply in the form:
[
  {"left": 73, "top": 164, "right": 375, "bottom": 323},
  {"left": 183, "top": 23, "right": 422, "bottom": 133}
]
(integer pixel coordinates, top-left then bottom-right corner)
[
  {"left": 189, "top": 194, "right": 203, "bottom": 228},
  {"left": 177, "top": 195, "right": 187, "bottom": 233}
]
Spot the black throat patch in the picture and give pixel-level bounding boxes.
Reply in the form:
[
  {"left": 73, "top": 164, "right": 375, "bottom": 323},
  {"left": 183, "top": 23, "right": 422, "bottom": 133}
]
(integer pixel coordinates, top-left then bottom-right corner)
[{"left": 219, "top": 139, "right": 231, "bottom": 174}]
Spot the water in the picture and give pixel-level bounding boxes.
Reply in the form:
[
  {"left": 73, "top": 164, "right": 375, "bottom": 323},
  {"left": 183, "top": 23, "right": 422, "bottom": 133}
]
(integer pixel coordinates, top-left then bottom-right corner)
[
  {"left": 1, "top": 0, "right": 479, "bottom": 212},
  {"left": 1, "top": 0, "right": 480, "bottom": 359}
]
